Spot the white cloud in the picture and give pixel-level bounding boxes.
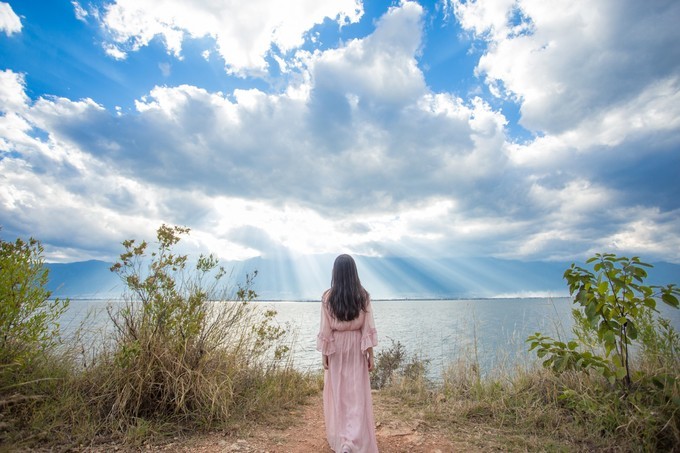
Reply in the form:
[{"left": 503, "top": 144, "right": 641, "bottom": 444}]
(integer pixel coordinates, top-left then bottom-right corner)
[
  {"left": 72, "top": 1, "right": 88, "bottom": 22},
  {"left": 105, "top": 3, "right": 497, "bottom": 218},
  {"left": 0, "top": 0, "right": 522, "bottom": 262},
  {"left": 440, "top": 0, "right": 680, "bottom": 263},
  {"left": 103, "top": 42, "right": 127, "bottom": 60},
  {"left": 159, "top": 62, "right": 171, "bottom": 77},
  {"left": 507, "top": 75, "right": 680, "bottom": 170},
  {"left": 529, "top": 179, "right": 613, "bottom": 223},
  {"left": 0, "top": 2, "right": 21, "bottom": 36},
  {"left": 0, "top": 75, "right": 253, "bottom": 262},
  {"left": 2, "top": 1, "right": 680, "bottom": 265},
  {"left": 99, "top": 0, "right": 364, "bottom": 76},
  {"left": 310, "top": 1, "right": 425, "bottom": 106},
  {"left": 0, "top": 70, "right": 29, "bottom": 112},
  {"left": 453, "top": 0, "right": 680, "bottom": 135},
  {"left": 598, "top": 210, "right": 680, "bottom": 263},
  {"left": 450, "top": 0, "right": 518, "bottom": 39}
]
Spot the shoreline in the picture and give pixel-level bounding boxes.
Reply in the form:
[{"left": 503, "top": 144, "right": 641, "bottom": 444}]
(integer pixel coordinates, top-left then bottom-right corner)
[{"left": 52, "top": 295, "right": 572, "bottom": 302}]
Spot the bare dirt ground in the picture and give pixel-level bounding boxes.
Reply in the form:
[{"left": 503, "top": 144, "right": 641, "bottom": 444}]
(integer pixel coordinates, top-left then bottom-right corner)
[{"left": 126, "top": 392, "right": 466, "bottom": 453}]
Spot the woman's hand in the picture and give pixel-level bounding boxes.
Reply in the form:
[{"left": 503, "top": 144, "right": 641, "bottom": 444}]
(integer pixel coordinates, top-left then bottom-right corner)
[
  {"left": 322, "top": 354, "right": 329, "bottom": 370},
  {"left": 366, "top": 348, "right": 374, "bottom": 371}
]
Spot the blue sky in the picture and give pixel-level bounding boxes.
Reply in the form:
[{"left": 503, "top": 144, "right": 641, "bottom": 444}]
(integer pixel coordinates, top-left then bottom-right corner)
[{"left": 1, "top": 0, "right": 679, "bottom": 270}]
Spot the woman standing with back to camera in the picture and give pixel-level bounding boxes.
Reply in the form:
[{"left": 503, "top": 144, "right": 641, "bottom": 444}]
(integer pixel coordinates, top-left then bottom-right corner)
[{"left": 317, "top": 254, "right": 379, "bottom": 453}]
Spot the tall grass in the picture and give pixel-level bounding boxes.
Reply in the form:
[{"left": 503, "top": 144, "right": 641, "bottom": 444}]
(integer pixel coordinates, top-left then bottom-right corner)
[
  {"left": 0, "top": 226, "right": 316, "bottom": 449},
  {"left": 376, "top": 310, "right": 680, "bottom": 451},
  {"left": 1, "top": 305, "right": 315, "bottom": 449}
]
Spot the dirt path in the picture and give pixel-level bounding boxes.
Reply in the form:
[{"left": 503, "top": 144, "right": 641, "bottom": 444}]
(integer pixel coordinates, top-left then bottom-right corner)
[
  {"left": 87, "top": 390, "right": 590, "bottom": 452},
  {"left": 158, "top": 392, "right": 462, "bottom": 453}
]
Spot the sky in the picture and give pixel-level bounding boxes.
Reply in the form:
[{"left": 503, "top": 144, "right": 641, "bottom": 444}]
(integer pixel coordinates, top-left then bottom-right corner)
[{"left": 1, "top": 0, "right": 680, "bottom": 272}]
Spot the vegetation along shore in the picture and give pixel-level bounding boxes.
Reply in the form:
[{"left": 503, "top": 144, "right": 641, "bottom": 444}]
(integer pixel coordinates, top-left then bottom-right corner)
[{"left": 1, "top": 225, "right": 678, "bottom": 451}]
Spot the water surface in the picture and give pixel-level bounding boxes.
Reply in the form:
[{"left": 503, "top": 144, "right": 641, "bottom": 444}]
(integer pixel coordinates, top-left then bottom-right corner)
[{"left": 62, "top": 297, "right": 680, "bottom": 379}]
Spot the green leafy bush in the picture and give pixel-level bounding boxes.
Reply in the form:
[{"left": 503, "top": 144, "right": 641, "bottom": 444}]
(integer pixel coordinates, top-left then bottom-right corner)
[
  {"left": 0, "top": 234, "right": 68, "bottom": 375},
  {"left": 0, "top": 233, "right": 71, "bottom": 444},
  {"left": 528, "top": 253, "right": 679, "bottom": 388},
  {"left": 526, "top": 253, "right": 680, "bottom": 450}
]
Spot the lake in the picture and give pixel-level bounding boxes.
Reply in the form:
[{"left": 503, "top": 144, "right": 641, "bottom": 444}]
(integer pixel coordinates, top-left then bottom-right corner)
[{"left": 61, "top": 297, "right": 680, "bottom": 379}]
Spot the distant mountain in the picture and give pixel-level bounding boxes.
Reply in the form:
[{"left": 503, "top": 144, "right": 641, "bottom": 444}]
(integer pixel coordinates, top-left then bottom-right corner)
[
  {"left": 46, "top": 260, "right": 122, "bottom": 299},
  {"left": 45, "top": 256, "right": 680, "bottom": 301}
]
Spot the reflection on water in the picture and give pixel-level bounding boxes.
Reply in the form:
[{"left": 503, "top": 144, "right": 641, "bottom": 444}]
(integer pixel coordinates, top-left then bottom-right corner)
[{"left": 61, "top": 298, "right": 680, "bottom": 379}]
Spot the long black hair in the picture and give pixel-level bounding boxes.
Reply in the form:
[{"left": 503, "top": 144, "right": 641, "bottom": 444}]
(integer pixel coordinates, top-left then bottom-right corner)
[{"left": 325, "top": 254, "right": 369, "bottom": 322}]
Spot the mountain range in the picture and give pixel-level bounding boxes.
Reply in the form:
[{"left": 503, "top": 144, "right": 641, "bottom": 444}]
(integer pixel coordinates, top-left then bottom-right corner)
[{"left": 46, "top": 256, "right": 680, "bottom": 301}]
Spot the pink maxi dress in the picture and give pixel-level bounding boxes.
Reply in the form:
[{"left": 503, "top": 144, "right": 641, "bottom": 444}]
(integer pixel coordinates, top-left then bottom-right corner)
[{"left": 316, "top": 294, "right": 379, "bottom": 453}]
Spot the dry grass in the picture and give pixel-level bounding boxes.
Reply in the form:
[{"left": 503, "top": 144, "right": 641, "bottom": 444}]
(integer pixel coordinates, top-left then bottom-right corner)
[
  {"left": 1, "top": 226, "right": 319, "bottom": 450},
  {"left": 0, "top": 301, "right": 317, "bottom": 450},
  {"left": 376, "top": 347, "right": 679, "bottom": 452}
]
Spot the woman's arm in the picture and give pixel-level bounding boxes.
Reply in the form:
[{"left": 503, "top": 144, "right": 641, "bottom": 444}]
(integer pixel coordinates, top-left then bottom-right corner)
[
  {"left": 316, "top": 297, "right": 336, "bottom": 356},
  {"left": 322, "top": 354, "right": 329, "bottom": 370},
  {"left": 360, "top": 298, "right": 378, "bottom": 354},
  {"left": 366, "top": 347, "right": 374, "bottom": 371}
]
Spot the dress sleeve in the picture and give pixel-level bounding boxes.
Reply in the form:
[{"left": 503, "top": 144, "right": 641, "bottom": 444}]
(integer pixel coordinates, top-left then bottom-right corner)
[
  {"left": 360, "top": 297, "right": 378, "bottom": 353},
  {"left": 316, "top": 296, "right": 336, "bottom": 355}
]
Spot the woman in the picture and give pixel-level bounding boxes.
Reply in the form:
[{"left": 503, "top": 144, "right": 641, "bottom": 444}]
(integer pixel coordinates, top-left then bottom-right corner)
[{"left": 317, "top": 254, "right": 379, "bottom": 453}]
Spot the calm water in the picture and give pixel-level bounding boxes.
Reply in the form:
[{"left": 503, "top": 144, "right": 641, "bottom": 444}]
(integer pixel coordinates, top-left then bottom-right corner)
[{"left": 61, "top": 298, "right": 680, "bottom": 379}]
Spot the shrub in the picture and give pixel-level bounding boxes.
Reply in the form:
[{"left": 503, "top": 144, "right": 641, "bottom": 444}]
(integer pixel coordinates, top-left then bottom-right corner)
[
  {"left": 0, "top": 235, "right": 69, "bottom": 369},
  {"left": 371, "top": 339, "right": 429, "bottom": 390},
  {"left": 81, "top": 225, "right": 310, "bottom": 438},
  {"left": 0, "top": 233, "right": 70, "bottom": 443},
  {"left": 0, "top": 226, "right": 316, "bottom": 449},
  {"left": 528, "top": 253, "right": 679, "bottom": 388},
  {"left": 526, "top": 253, "right": 680, "bottom": 449}
]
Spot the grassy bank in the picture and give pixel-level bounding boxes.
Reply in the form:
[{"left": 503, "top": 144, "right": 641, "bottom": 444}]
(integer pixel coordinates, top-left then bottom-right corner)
[
  {"left": 1, "top": 311, "right": 317, "bottom": 450},
  {"left": 0, "top": 226, "right": 317, "bottom": 450},
  {"left": 372, "top": 319, "right": 679, "bottom": 451},
  {"left": 382, "top": 362, "right": 677, "bottom": 451}
]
